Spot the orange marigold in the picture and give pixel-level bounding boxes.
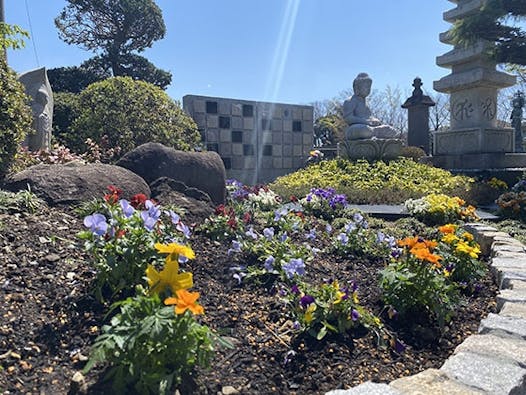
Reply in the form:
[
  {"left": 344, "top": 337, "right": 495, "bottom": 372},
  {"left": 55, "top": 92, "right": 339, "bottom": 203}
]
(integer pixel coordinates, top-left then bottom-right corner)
[{"left": 165, "top": 289, "right": 204, "bottom": 315}]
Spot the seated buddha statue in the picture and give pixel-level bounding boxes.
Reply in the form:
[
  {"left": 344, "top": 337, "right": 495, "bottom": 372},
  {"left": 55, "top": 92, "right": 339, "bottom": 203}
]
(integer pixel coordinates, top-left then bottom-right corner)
[{"left": 343, "top": 73, "right": 400, "bottom": 140}]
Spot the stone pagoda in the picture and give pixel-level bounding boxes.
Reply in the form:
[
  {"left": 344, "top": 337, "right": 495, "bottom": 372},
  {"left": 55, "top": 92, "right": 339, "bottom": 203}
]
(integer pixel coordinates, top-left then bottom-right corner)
[{"left": 431, "top": 0, "right": 517, "bottom": 170}]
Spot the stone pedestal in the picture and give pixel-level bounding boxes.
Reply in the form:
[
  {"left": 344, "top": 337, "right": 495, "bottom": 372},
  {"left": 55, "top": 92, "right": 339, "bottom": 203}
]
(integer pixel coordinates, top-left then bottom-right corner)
[
  {"left": 342, "top": 139, "right": 402, "bottom": 161},
  {"left": 432, "top": 0, "right": 516, "bottom": 157}
]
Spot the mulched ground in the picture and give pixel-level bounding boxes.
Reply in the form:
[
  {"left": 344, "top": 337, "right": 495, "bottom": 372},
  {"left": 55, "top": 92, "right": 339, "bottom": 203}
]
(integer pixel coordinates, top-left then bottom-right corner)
[{"left": 0, "top": 204, "right": 498, "bottom": 395}]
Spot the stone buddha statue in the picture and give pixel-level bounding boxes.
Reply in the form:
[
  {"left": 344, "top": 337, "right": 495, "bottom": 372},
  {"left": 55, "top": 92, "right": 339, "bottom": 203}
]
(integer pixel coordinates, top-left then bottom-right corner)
[{"left": 343, "top": 73, "right": 399, "bottom": 140}]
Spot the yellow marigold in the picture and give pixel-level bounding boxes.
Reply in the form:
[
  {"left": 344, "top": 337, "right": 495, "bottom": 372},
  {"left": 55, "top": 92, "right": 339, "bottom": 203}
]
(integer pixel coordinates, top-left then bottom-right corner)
[
  {"left": 441, "top": 233, "right": 459, "bottom": 244},
  {"left": 463, "top": 232, "right": 474, "bottom": 242},
  {"left": 455, "top": 242, "right": 481, "bottom": 259}
]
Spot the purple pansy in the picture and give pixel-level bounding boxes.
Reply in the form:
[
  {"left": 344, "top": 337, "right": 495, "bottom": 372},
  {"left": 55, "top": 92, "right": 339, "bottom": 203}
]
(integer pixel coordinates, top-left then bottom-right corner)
[
  {"left": 263, "top": 227, "right": 275, "bottom": 240},
  {"left": 119, "top": 199, "right": 135, "bottom": 218},
  {"left": 84, "top": 213, "right": 108, "bottom": 236},
  {"left": 282, "top": 258, "right": 305, "bottom": 279},
  {"left": 264, "top": 255, "right": 275, "bottom": 271}
]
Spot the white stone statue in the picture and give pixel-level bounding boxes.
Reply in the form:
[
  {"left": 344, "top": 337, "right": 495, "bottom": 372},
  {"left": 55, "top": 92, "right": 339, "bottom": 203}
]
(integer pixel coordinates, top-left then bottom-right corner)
[
  {"left": 343, "top": 73, "right": 399, "bottom": 140},
  {"left": 18, "top": 67, "right": 53, "bottom": 151}
]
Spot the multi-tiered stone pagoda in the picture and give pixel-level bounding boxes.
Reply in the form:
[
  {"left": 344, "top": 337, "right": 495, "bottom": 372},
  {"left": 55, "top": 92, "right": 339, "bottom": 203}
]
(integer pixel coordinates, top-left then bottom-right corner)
[{"left": 432, "top": 0, "right": 517, "bottom": 169}]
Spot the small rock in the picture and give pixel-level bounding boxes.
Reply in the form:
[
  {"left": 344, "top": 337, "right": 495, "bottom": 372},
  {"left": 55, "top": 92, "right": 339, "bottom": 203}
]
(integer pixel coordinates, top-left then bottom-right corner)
[
  {"left": 44, "top": 253, "right": 61, "bottom": 263},
  {"left": 69, "top": 371, "right": 87, "bottom": 394},
  {"left": 221, "top": 385, "right": 240, "bottom": 395},
  {"left": 66, "top": 272, "right": 76, "bottom": 280}
]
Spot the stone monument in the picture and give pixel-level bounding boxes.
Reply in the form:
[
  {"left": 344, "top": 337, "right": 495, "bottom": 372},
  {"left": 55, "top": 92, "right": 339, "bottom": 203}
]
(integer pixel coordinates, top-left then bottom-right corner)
[
  {"left": 18, "top": 67, "right": 53, "bottom": 151},
  {"left": 511, "top": 91, "right": 524, "bottom": 153},
  {"left": 432, "top": 0, "right": 516, "bottom": 160},
  {"left": 342, "top": 72, "right": 403, "bottom": 161},
  {"left": 402, "top": 78, "right": 435, "bottom": 154}
]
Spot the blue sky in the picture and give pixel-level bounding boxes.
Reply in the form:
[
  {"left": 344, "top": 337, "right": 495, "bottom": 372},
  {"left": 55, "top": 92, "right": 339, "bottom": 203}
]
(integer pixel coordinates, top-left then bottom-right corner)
[{"left": 5, "top": 0, "right": 452, "bottom": 105}]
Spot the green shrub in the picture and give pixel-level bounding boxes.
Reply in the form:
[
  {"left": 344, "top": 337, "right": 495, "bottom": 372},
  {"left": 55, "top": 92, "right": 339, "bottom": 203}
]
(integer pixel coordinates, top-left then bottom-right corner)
[
  {"left": 52, "top": 91, "right": 80, "bottom": 147},
  {"left": 270, "top": 158, "right": 474, "bottom": 204},
  {"left": 0, "top": 59, "right": 33, "bottom": 177},
  {"left": 68, "top": 77, "right": 201, "bottom": 157},
  {"left": 400, "top": 146, "right": 426, "bottom": 161}
]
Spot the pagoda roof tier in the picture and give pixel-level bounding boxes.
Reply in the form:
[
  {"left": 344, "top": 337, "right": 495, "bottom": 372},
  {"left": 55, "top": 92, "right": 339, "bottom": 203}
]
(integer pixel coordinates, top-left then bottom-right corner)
[
  {"left": 439, "top": 31, "right": 453, "bottom": 45},
  {"left": 436, "top": 41, "right": 491, "bottom": 68},
  {"left": 433, "top": 68, "right": 516, "bottom": 93},
  {"left": 444, "top": 0, "right": 483, "bottom": 22}
]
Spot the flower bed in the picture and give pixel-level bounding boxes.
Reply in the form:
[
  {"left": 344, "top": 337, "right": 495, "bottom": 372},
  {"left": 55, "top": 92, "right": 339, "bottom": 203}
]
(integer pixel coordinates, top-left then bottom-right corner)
[{"left": 0, "top": 184, "right": 498, "bottom": 394}]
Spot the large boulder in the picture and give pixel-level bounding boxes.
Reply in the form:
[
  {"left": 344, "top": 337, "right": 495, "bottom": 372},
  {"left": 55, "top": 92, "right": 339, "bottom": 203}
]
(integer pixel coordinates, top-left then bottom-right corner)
[
  {"left": 116, "top": 143, "right": 226, "bottom": 204},
  {"left": 150, "top": 177, "right": 215, "bottom": 223},
  {"left": 2, "top": 162, "right": 150, "bottom": 206}
]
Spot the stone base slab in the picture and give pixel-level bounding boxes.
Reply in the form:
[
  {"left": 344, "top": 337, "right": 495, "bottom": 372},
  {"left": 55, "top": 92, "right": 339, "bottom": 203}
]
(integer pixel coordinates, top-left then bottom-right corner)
[
  {"left": 421, "top": 153, "right": 526, "bottom": 184},
  {"left": 433, "top": 127, "right": 514, "bottom": 155},
  {"left": 342, "top": 139, "right": 402, "bottom": 161}
]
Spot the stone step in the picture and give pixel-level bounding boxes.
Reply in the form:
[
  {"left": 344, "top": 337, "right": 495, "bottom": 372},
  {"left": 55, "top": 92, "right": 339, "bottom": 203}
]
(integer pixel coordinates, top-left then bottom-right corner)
[{"left": 444, "top": 0, "right": 484, "bottom": 23}]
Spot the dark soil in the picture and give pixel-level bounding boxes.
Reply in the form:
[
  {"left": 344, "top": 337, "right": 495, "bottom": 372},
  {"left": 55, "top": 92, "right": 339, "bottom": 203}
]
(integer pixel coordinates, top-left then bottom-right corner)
[{"left": 0, "top": 204, "right": 498, "bottom": 394}]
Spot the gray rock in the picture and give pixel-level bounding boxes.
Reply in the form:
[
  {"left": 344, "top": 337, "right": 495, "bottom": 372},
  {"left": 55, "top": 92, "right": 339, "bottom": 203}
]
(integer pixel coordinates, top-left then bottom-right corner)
[
  {"left": 497, "top": 289, "right": 526, "bottom": 310},
  {"left": 479, "top": 313, "right": 526, "bottom": 340},
  {"left": 500, "top": 302, "right": 526, "bottom": 319},
  {"left": 150, "top": 177, "right": 214, "bottom": 223},
  {"left": 491, "top": 256, "right": 526, "bottom": 270},
  {"left": 325, "top": 382, "right": 401, "bottom": 395},
  {"left": 496, "top": 269, "right": 526, "bottom": 290},
  {"left": 454, "top": 334, "right": 526, "bottom": 365},
  {"left": 390, "top": 369, "right": 484, "bottom": 394},
  {"left": 3, "top": 163, "right": 150, "bottom": 206},
  {"left": 440, "top": 351, "right": 526, "bottom": 394},
  {"left": 116, "top": 142, "right": 226, "bottom": 204}
]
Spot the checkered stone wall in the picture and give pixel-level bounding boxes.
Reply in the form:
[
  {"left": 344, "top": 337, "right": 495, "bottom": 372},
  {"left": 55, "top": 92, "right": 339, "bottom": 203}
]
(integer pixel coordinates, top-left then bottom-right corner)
[{"left": 183, "top": 95, "right": 313, "bottom": 185}]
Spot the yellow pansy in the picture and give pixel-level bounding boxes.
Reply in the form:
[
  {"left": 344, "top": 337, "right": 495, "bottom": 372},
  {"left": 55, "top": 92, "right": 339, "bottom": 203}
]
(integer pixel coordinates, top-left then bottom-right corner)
[
  {"left": 305, "top": 303, "right": 316, "bottom": 324},
  {"left": 146, "top": 259, "right": 193, "bottom": 295},
  {"left": 155, "top": 242, "right": 195, "bottom": 264}
]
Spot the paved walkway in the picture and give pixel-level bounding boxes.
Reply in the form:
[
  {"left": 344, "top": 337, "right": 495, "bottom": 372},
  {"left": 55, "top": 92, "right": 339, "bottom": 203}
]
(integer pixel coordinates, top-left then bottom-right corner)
[{"left": 348, "top": 204, "right": 499, "bottom": 221}]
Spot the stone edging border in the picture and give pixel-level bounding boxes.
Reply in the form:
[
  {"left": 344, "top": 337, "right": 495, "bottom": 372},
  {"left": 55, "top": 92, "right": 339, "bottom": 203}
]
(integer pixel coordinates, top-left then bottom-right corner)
[{"left": 326, "top": 223, "right": 526, "bottom": 395}]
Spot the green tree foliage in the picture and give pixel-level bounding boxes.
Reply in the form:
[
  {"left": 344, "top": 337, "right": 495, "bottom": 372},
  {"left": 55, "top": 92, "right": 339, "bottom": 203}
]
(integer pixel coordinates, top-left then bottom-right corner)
[
  {"left": 47, "top": 64, "right": 110, "bottom": 93},
  {"left": 313, "top": 114, "right": 345, "bottom": 146},
  {"left": 0, "top": 58, "right": 33, "bottom": 177},
  {"left": 450, "top": 0, "right": 526, "bottom": 65},
  {"left": 55, "top": 0, "right": 171, "bottom": 89},
  {"left": 0, "top": 22, "right": 29, "bottom": 52},
  {"left": 68, "top": 77, "right": 201, "bottom": 156}
]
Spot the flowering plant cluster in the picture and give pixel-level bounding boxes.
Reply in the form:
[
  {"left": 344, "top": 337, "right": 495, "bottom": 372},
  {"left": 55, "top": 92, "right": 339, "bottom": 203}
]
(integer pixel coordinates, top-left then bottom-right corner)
[
  {"left": 198, "top": 203, "right": 250, "bottom": 241},
  {"left": 300, "top": 187, "right": 349, "bottom": 220},
  {"left": 332, "top": 212, "right": 396, "bottom": 259},
  {"left": 404, "top": 193, "right": 478, "bottom": 225},
  {"left": 80, "top": 187, "right": 227, "bottom": 392},
  {"left": 226, "top": 179, "right": 281, "bottom": 209},
  {"left": 380, "top": 235, "right": 460, "bottom": 328},
  {"left": 78, "top": 186, "right": 191, "bottom": 301},
  {"left": 229, "top": 226, "right": 314, "bottom": 284},
  {"left": 284, "top": 280, "right": 388, "bottom": 343},
  {"left": 436, "top": 224, "right": 486, "bottom": 285}
]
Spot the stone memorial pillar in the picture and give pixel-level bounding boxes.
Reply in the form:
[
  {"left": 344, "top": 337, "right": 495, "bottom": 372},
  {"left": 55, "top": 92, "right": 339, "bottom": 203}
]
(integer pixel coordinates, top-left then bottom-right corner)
[
  {"left": 402, "top": 77, "right": 435, "bottom": 154},
  {"left": 18, "top": 67, "right": 54, "bottom": 151},
  {"left": 433, "top": 0, "right": 515, "bottom": 156}
]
